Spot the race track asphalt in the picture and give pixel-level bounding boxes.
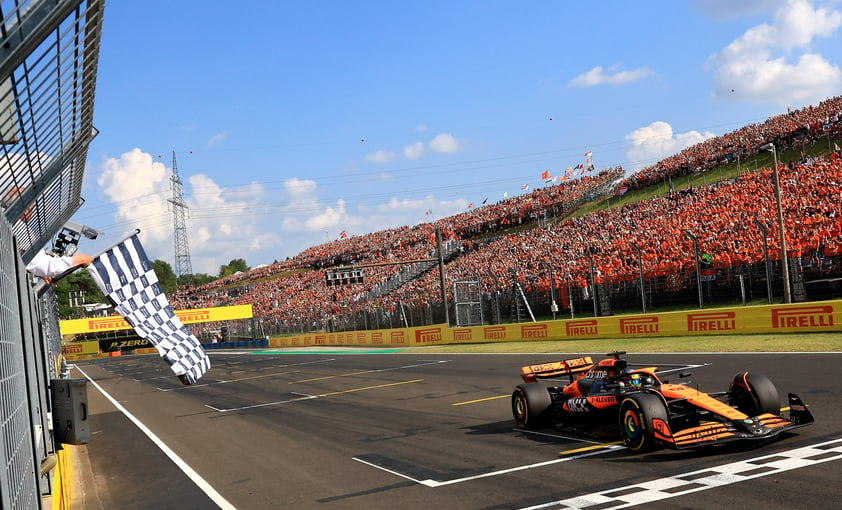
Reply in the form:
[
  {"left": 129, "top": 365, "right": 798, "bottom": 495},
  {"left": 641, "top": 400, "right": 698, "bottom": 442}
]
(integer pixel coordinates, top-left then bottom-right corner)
[{"left": 71, "top": 350, "right": 842, "bottom": 510}]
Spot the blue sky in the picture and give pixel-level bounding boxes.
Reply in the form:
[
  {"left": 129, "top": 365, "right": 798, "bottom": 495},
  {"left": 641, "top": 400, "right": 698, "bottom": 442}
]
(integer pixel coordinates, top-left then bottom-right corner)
[{"left": 75, "top": 0, "right": 842, "bottom": 274}]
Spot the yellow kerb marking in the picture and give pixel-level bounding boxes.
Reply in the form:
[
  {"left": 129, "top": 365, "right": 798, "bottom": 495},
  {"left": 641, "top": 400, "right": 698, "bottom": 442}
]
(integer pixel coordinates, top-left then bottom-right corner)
[
  {"left": 315, "top": 379, "right": 423, "bottom": 397},
  {"left": 452, "top": 394, "right": 509, "bottom": 406},
  {"left": 560, "top": 441, "right": 623, "bottom": 455},
  {"left": 222, "top": 370, "right": 300, "bottom": 383},
  {"left": 290, "top": 370, "right": 377, "bottom": 384}
]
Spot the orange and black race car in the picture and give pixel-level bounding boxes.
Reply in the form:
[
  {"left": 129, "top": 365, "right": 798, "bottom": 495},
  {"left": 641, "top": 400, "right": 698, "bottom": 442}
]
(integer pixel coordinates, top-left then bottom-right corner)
[{"left": 512, "top": 351, "right": 814, "bottom": 452}]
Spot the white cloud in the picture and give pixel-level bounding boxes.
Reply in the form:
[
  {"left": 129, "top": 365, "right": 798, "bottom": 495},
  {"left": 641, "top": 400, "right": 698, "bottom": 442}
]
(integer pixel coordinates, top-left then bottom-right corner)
[
  {"left": 97, "top": 148, "right": 171, "bottom": 244},
  {"left": 707, "top": 0, "right": 842, "bottom": 106},
  {"left": 568, "top": 65, "right": 653, "bottom": 87},
  {"left": 625, "top": 121, "right": 716, "bottom": 171},
  {"left": 95, "top": 148, "right": 279, "bottom": 274},
  {"left": 207, "top": 131, "right": 227, "bottom": 147},
  {"left": 774, "top": 0, "right": 842, "bottom": 48},
  {"left": 364, "top": 149, "right": 398, "bottom": 163},
  {"left": 278, "top": 178, "right": 343, "bottom": 233},
  {"left": 94, "top": 149, "right": 476, "bottom": 271},
  {"left": 180, "top": 174, "right": 276, "bottom": 274},
  {"left": 415, "top": 124, "right": 428, "bottom": 132},
  {"left": 356, "top": 195, "right": 468, "bottom": 227},
  {"left": 282, "top": 177, "right": 316, "bottom": 195},
  {"left": 403, "top": 142, "right": 424, "bottom": 159},
  {"left": 428, "top": 133, "right": 460, "bottom": 153}
]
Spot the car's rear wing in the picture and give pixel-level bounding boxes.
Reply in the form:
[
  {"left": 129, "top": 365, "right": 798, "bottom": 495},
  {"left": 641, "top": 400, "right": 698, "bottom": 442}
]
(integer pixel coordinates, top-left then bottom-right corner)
[{"left": 520, "top": 356, "right": 594, "bottom": 383}]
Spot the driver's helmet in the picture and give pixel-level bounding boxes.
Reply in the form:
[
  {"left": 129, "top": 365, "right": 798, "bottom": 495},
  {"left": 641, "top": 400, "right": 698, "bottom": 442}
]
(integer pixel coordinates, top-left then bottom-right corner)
[{"left": 629, "top": 372, "right": 643, "bottom": 388}]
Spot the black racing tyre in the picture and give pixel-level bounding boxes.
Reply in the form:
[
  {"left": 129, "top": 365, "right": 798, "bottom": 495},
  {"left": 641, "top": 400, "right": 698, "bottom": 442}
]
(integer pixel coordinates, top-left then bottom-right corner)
[
  {"left": 729, "top": 372, "right": 780, "bottom": 416},
  {"left": 618, "top": 393, "right": 669, "bottom": 453},
  {"left": 512, "top": 384, "right": 552, "bottom": 429}
]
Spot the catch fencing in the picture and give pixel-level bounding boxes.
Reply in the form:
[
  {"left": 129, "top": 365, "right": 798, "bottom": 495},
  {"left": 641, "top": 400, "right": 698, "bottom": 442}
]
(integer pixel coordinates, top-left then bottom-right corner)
[{"left": 0, "top": 0, "right": 105, "bottom": 508}]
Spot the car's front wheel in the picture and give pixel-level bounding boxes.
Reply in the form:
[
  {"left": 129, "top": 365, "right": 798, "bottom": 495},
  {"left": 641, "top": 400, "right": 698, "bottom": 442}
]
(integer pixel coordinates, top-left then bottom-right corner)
[
  {"left": 618, "top": 393, "right": 669, "bottom": 452},
  {"left": 728, "top": 372, "right": 780, "bottom": 416}
]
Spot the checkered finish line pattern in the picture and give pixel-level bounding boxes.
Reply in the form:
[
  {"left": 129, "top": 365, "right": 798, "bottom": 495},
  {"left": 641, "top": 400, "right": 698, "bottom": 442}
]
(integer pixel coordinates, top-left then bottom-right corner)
[
  {"left": 87, "top": 234, "right": 210, "bottom": 384},
  {"left": 522, "top": 438, "right": 842, "bottom": 510}
]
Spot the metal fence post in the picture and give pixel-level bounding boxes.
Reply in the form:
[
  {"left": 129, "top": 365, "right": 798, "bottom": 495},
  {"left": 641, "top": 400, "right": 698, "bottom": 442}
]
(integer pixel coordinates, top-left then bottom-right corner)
[
  {"left": 685, "top": 231, "right": 704, "bottom": 309},
  {"left": 753, "top": 219, "right": 774, "bottom": 304}
]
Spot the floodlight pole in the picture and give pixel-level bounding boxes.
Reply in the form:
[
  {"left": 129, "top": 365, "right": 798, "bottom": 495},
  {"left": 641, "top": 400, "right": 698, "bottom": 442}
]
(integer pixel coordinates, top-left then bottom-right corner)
[
  {"left": 586, "top": 250, "right": 598, "bottom": 317},
  {"left": 761, "top": 143, "right": 792, "bottom": 303},
  {"left": 436, "top": 227, "right": 450, "bottom": 326}
]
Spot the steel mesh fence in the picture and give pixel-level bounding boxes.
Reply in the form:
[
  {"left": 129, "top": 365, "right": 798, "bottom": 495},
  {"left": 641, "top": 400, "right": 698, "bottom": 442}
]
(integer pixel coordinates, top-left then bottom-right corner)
[{"left": 0, "top": 0, "right": 105, "bottom": 508}]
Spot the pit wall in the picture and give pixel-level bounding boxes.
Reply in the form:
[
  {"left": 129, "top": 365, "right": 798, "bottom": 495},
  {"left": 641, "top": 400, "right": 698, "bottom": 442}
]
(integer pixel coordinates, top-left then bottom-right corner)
[{"left": 62, "top": 300, "right": 841, "bottom": 359}]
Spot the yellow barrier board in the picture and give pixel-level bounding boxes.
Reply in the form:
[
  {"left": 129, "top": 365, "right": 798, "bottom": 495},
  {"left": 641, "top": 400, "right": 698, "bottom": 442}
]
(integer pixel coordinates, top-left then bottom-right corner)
[
  {"left": 59, "top": 304, "right": 254, "bottom": 335},
  {"left": 63, "top": 301, "right": 841, "bottom": 359},
  {"left": 267, "top": 300, "right": 842, "bottom": 348}
]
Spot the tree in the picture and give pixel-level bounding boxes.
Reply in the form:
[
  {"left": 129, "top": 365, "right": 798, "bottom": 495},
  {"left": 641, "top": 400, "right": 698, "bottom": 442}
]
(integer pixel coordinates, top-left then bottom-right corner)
[
  {"left": 187, "top": 273, "right": 217, "bottom": 286},
  {"left": 218, "top": 258, "right": 250, "bottom": 278},
  {"left": 152, "top": 259, "right": 177, "bottom": 295},
  {"left": 54, "top": 270, "right": 105, "bottom": 318}
]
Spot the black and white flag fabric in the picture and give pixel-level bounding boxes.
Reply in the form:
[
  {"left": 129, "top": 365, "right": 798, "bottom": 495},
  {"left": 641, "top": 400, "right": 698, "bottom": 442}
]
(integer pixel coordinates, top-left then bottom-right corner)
[{"left": 87, "top": 233, "right": 210, "bottom": 385}]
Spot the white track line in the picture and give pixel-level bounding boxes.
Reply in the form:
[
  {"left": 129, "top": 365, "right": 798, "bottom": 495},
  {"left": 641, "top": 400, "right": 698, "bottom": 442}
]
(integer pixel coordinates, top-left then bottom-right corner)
[
  {"left": 76, "top": 366, "right": 237, "bottom": 510},
  {"left": 354, "top": 444, "right": 624, "bottom": 487},
  {"left": 519, "top": 437, "right": 842, "bottom": 509}
]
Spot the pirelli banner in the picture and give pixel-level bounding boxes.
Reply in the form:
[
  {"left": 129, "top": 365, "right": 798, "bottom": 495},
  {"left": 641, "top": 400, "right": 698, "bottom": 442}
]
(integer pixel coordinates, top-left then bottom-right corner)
[
  {"left": 267, "top": 300, "right": 842, "bottom": 348},
  {"left": 59, "top": 304, "right": 254, "bottom": 335}
]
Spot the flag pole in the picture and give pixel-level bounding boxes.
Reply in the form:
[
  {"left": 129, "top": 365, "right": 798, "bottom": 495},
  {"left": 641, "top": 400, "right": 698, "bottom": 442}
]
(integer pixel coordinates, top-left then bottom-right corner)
[{"left": 90, "top": 228, "right": 142, "bottom": 259}]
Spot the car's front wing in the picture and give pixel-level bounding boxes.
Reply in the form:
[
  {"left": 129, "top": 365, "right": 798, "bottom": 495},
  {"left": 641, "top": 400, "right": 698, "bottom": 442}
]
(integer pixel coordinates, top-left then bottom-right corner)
[{"left": 659, "top": 393, "right": 814, "bottom": 450}]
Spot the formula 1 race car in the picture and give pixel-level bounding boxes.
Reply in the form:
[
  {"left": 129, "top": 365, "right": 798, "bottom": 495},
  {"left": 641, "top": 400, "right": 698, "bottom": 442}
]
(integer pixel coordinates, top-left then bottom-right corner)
[{"left": 512, "top": 352, "right": 814, "bottom": 452}]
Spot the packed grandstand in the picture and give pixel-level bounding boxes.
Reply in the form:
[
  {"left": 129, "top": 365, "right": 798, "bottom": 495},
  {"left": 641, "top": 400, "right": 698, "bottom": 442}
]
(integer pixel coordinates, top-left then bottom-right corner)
[{"left": 171, "top": 96, "right": 842, "bottom": 337}]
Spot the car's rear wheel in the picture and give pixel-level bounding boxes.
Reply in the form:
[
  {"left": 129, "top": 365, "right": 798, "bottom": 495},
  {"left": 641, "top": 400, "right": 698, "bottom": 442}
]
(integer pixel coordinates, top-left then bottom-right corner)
[
  {"left": 618, "top": 393, "right": 668, "bottom": 452},
  {"left": 512, "top": 384, "right": 552, "bottom": 429},
  {"left": 729, "top": 372, "right": 780, "bottom": 416}
]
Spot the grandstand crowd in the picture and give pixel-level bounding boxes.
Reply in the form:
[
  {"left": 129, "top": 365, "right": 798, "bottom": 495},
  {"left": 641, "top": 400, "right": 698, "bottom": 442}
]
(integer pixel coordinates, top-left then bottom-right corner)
[{"left": 172, "top": 97, "right": 842, "bottom": 330}]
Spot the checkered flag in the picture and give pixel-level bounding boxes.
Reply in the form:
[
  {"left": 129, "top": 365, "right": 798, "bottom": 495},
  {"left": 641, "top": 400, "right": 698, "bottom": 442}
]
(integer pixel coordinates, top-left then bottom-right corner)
[{"left": 86, "top": 233, "right": 210, "bottom": 385}]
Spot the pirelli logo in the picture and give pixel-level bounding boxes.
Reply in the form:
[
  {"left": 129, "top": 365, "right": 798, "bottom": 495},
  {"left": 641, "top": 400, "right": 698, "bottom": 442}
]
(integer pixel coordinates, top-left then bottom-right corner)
[
  {"left": 390, "top": 331, "right": 406, "bottom": 344},
  {"left": 521, "top": 324, "right": 548, "bottom": 339},
  {"left": 483, "top": 326, "right": 507, "bottom": 340},
  {"left": 687, "top": 311, "right": 736, "bottom": 332},
  {"left": 415, "top": 328, "right": 442, "bottom": 343},
  {"left": 315, "top": 335, "right": 327, "bottom": 345},
  {"left": 357, "top": 333, "right": 366, "bottom": 345},
  {"left": 62, "top": 344, "right": 84, "bottom": 354},
  {"left": 566, "top": 319, "right": 598, "bottom": 336},
  {"left": 87, "top": 317, "right": 130, "bottom": 331},
  {"left": 771, "top": 306, "right": 834, "bottom": 328},
  {"left": 176, "top": 310, "right": 210, "bottom": 323},
  {"left": 104, "top": 339, "right": 151, "bottom": 350},
  {"left": 620, "top": 317, "right": 660, "bottom": 335},
  {"left": 453, "top": 329, "right": 472, "bottom": 341},
  {"left": 371, "top": 332, "right": 383, "bottom": 344}
]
